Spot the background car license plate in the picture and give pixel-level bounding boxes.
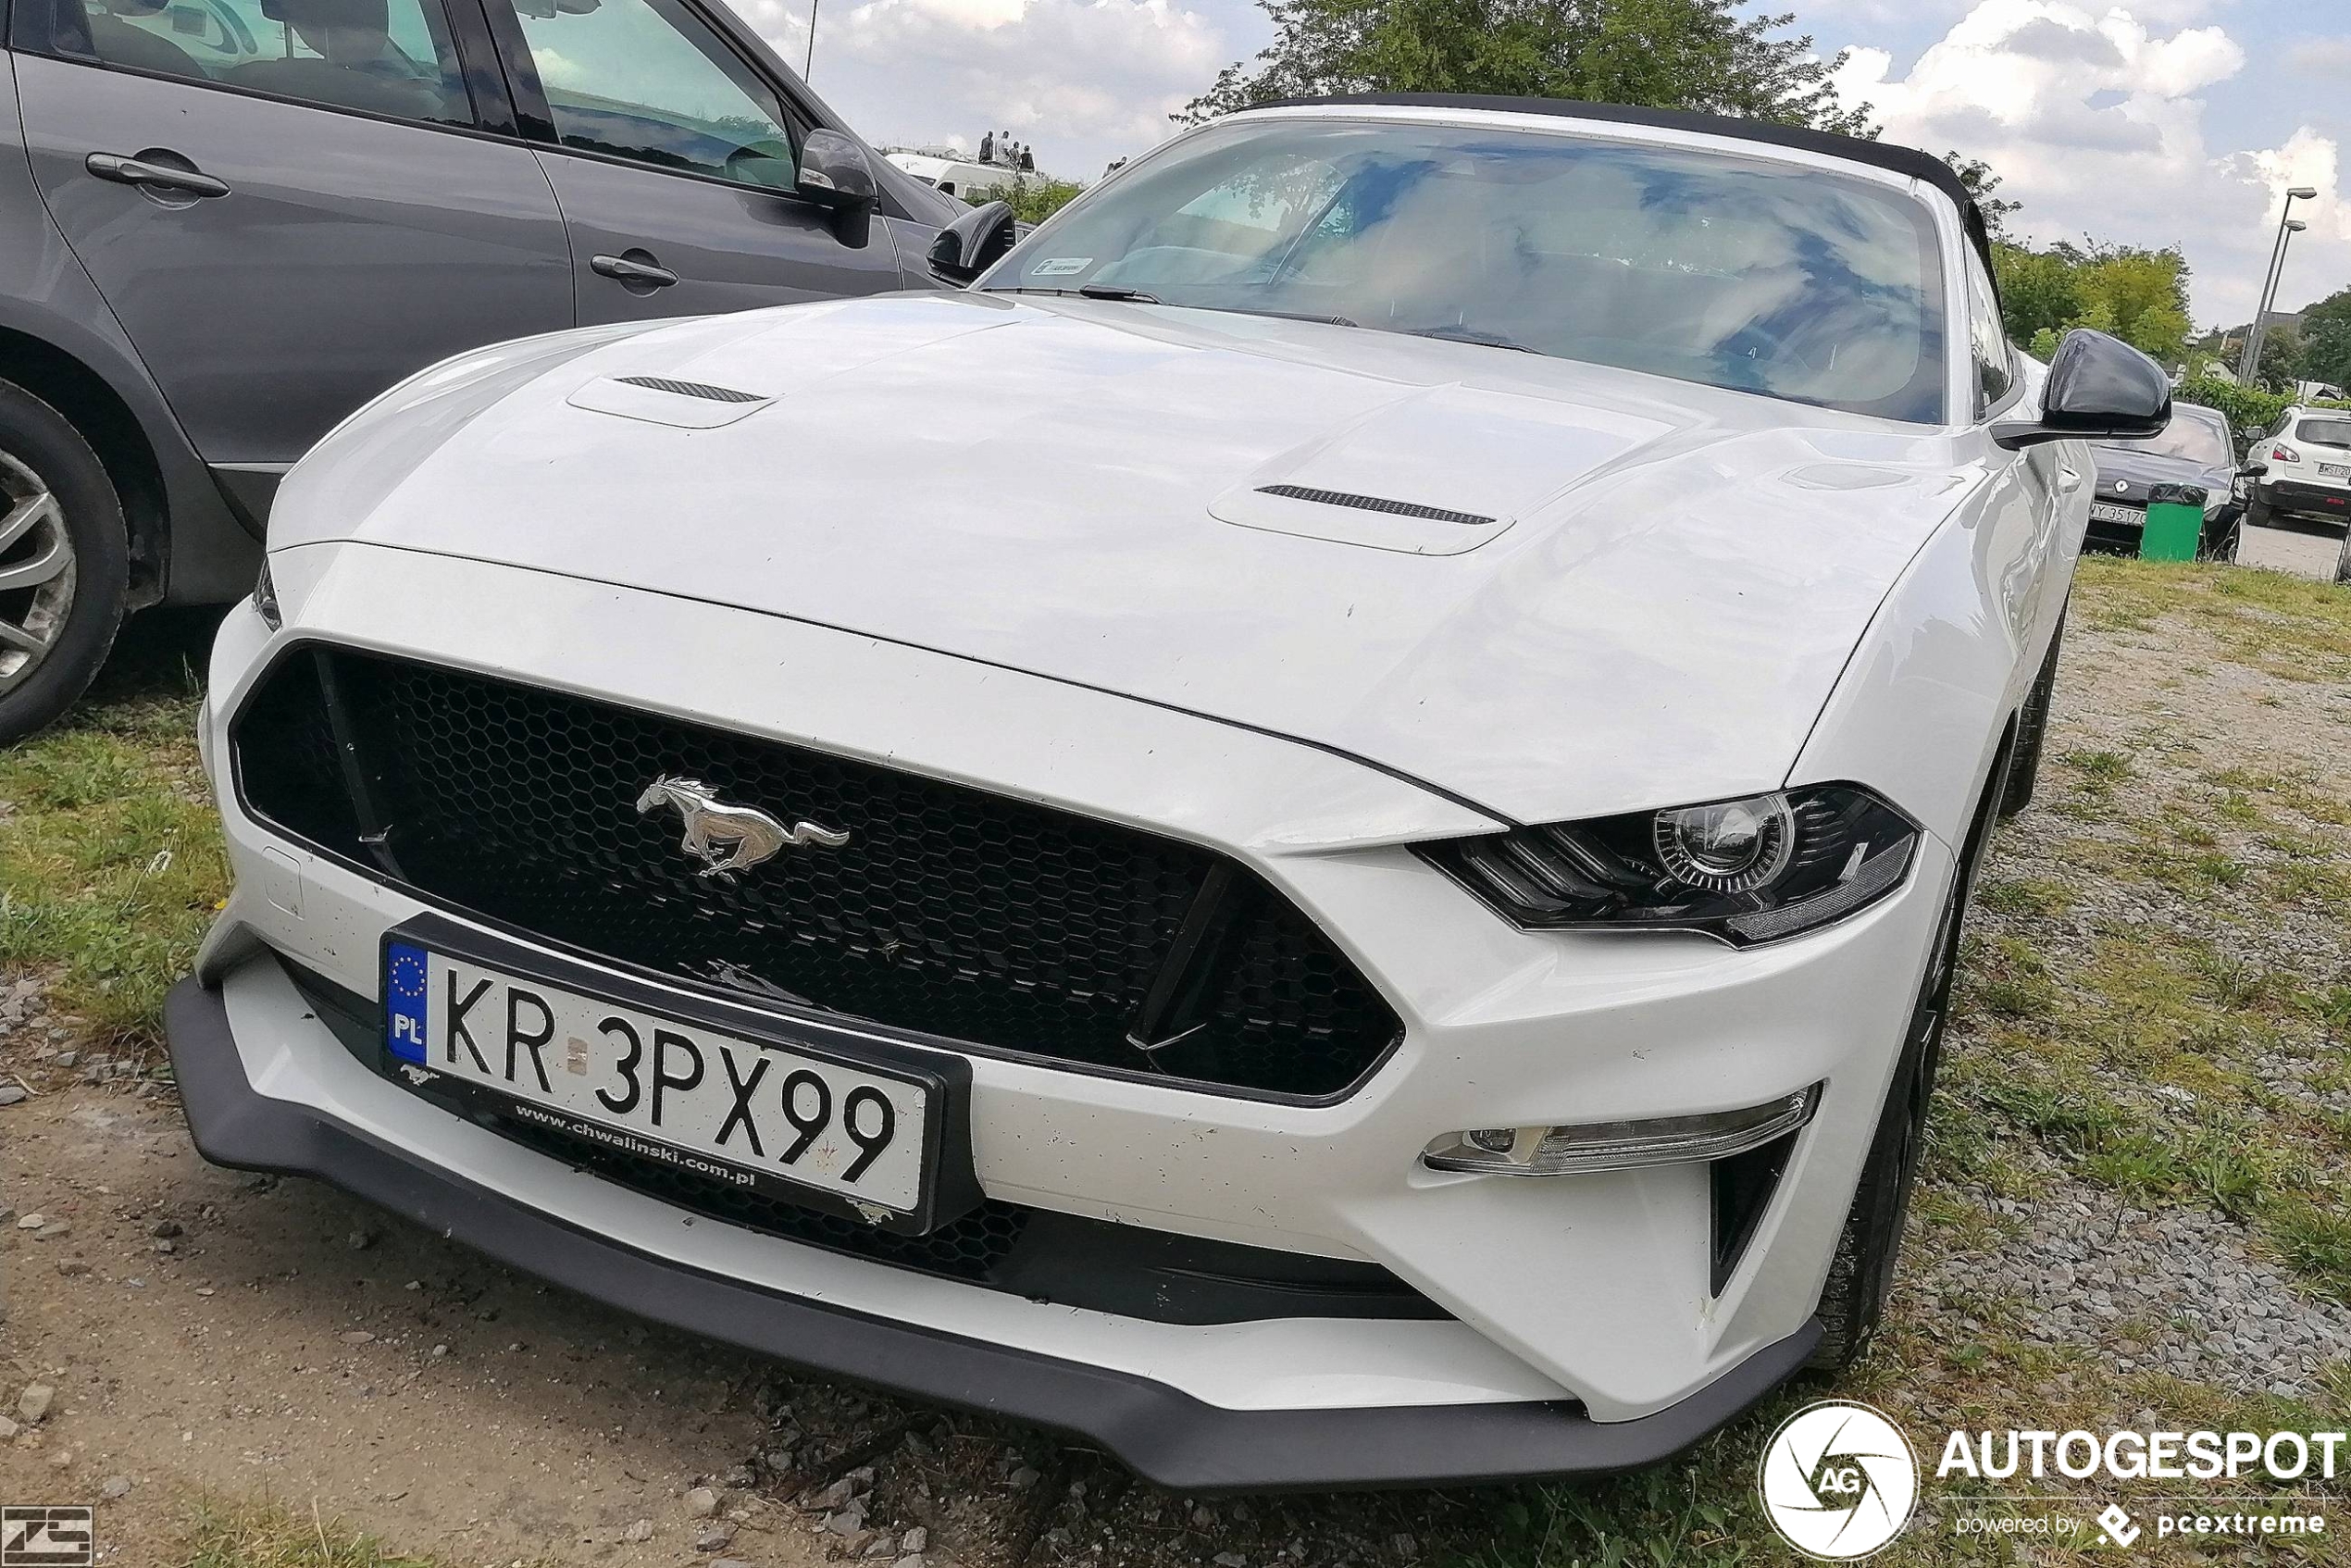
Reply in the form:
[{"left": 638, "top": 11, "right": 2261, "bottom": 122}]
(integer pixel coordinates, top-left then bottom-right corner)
[
  {"left": 2320, "top": 463, "right": 2350, "bottom": 479},
  {"left": 383, "top": 940, "right": 932, "bottom": 1216},
  {"left": 2089, "top": 501, "right": 2142, "bottom": 524}
]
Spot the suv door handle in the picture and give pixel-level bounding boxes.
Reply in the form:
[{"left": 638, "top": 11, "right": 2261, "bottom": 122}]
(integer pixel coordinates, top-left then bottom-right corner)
[
  {"left": 591, "top": 252, "right": 679, "bottom": 290},
  {"left": 86, "top": 152, "right": 230, "bottom": 199}
]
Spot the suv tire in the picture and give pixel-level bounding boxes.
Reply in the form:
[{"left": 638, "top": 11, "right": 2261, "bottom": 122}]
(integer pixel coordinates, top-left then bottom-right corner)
[{"left": 0, "top": 380, "right": 129, "bottom": 743}]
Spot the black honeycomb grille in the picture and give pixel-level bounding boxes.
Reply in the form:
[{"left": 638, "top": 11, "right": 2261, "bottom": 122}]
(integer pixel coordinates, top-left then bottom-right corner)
[{"left": 233, "top": 649, "right": 1402, "bottom": 1098}]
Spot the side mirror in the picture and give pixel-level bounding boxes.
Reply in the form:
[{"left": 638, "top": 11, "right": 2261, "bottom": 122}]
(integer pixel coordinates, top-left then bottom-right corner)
[
  {"left": 927, "top": 200, "right": 1016, "bottom": 286},
  {"left": 1992, "top": 329, "right": 2172, "bottom": 451},
  {"left": 795, "top": 130, "right": 877, "bottom": 249}
]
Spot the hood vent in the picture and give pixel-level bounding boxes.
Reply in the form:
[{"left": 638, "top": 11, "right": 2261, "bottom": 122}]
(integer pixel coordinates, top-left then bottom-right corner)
[
  {"left": 614, "top": 375, "right": 765, "bottom": 404},
  {"left": 1257, "top": 484, "right": 1495, "bottom": 528},
  {"left": 568, "top": 374, "right": 776, "bottom": 429}
]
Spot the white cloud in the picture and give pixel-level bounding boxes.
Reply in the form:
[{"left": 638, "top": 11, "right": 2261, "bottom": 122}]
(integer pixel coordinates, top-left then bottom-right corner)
[
  {"left": 1834, "top": 1, "right": 2345, "bottom": 329},
  {"left": 722, "top": 0, "right": 1225, "bottom": 181}
]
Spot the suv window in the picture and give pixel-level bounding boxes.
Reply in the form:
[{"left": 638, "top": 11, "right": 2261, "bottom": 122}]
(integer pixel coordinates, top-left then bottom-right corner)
[
  {"left": 1961, "top": 243, "right": 2013, "bottom": 415},
  {"left": 53, "top": 0, "right": 474, "bottom": 126},
  {"left": 2295, "top": 417, "right": 2351, "bottom": 450},
  {"left": 510, "top": 0, "right": 799, "bottom": 191}
]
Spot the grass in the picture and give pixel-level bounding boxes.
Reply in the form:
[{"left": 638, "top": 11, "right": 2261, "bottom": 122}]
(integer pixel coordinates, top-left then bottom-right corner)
[
  {"left": 0, "top": 611, "right": 229, "bottom": 1042},
  {"left": 183, "top": 1498, "right": 507, "bottom": 1568}
]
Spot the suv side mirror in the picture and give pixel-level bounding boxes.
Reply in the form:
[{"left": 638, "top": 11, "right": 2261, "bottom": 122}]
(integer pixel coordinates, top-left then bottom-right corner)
[
  {"left": 1992, "top": 329, "right": 2171, "bottom": 451},
  {"left": 796, "top": 130, "right": 877, "bottom": 249},
  {"left": 927, "top": 200, "right": 1016, "bottom": 286}
]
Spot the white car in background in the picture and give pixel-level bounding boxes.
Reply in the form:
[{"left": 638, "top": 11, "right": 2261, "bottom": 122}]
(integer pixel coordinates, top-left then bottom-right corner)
[
  {"left": 2245, "top": 406, "right": 2351, "bottom": 535},
  {"left": 171, "top": 95, "right": 2172, "bottom": 1488}
]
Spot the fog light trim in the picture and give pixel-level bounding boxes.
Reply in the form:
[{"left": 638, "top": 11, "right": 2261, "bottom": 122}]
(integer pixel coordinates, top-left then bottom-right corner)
[{"left": 1423, "top": 1086, "right": 1821, "bottom": 1176}]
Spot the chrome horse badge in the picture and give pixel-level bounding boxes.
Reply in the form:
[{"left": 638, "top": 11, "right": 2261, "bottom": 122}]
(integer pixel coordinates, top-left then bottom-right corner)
[{"left": 635, "top": 776, "right": 849, "bottom": 880}]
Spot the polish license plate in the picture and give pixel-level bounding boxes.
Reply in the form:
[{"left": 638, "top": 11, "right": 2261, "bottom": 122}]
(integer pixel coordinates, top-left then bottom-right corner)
[
  {"left": 2089, "top": 501, "right": 2143, "bottom": 525},
  {"left": 379, "top": 917, "right": 971, "bottom": 1230},
  {"left": 2320, "top": 464, "right": 2350, "bottom": 479}
]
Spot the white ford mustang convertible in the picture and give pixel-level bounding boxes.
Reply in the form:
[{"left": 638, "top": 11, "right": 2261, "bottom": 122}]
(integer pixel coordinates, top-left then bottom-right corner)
[{"left": 175, "top": 95, "right": 2171, "bottom": 1488}]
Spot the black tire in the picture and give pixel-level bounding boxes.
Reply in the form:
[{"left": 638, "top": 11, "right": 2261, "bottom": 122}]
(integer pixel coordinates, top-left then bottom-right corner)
[
  {"left": 0, "top": 380, "right": 128, "bottom": 744},
  {"left": 1997, "top": 610, "right": 2063, "bottom": 817},
  {"left": 1808, "top": 745, "right": 2005, "bottom": 1371},
  {"left": 2334, "top": 527, "right": 2351, "bottom": 587},
  {"left": 2245, "top": 489, "right": 2272, "bottom": 532}
]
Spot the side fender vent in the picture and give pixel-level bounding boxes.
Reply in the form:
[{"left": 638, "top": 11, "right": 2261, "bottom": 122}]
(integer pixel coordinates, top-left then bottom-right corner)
[
  {"left": 613, "top": 375, "right": 766, "bottom": 404},
  {"left": 1256, "top": 484, "right": 1495, "bottom": 528}
]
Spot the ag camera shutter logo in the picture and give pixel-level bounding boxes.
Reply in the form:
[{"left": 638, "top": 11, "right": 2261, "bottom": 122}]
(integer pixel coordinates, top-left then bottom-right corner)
[{"left": 1758, "top": 1400, "right": 1920, "bottom": 1559}]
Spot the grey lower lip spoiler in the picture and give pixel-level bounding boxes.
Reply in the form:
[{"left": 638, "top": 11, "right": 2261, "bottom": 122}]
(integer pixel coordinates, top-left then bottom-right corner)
[{"left": 165, "top": 976, "right": 1819, "bottom": 1491}]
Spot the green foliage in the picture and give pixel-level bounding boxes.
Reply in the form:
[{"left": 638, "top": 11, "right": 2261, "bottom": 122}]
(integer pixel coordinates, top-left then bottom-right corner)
[
  {"left": 1993, "top": 239, "right": 2192, "bottom": 366},
  {"left": 1180, "top": 0, "right": 1871, "bottom": 134},
  {"left": 968, "top": 178, "right": 1086, "bottom": 224},
  {"left": 0, "top": 613, "right": 229, "bottom": 1043},
  {"left": 2258, "top": 319, "right": 2307, "bottom": 388},
  {"left": 2305, "top": 284, "right": 2351, "bottom": 392},
  {"left": 2174, "top": 374, "right": 2294, "bottom": 440},
  {"left": 1943, "top": 151, "right": 2018, "bottom": 241}
]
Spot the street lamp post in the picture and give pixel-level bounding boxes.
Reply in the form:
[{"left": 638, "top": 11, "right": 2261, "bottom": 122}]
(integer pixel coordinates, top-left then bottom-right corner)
[
  {"left": 2241, "top": 185, "right": 2320, "bottom": 384},
  {"left": 803, "top": 0, "right": 817, "bottom": 78}
]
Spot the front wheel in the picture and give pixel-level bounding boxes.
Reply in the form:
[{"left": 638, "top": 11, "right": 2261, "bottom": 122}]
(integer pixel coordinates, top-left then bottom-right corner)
[
  {"left": 2334, "top": 527, "right": 2351, "bottom": 587},
  {"left": 0, "top": 380, "right": 128, "bottom": 744},
  {"left": 1998, "top": 611, "right": 2063, "bottom": 818},
  {"left": 1809, "top": 750, "right": 2002, "bottom": 1370}
]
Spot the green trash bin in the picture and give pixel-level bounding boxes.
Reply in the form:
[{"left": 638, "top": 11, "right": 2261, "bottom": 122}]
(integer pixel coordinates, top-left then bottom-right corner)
[{"left": 2141, "top": 481, "right": 2207, "bottom": 562}]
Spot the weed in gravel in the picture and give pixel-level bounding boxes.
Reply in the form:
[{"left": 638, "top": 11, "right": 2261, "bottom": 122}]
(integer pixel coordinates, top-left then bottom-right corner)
[
  {"left": 2262, "top": 1197, "right": 2351, "bottom": 1304},
  {"left": 1975, "top": 876, "right": 2075, "bottom": 919},
  {"left": 184, "top": 1496, "right": 502, "bottom": 1568},
  {"left": 0, "top": 614, "right": 227, "bottom": 1041}
]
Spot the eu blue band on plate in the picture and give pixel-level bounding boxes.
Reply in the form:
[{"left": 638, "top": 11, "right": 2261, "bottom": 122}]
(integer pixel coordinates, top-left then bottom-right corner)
[{"left": 386, "top": 942, "right": 429, "bottom": 1063}]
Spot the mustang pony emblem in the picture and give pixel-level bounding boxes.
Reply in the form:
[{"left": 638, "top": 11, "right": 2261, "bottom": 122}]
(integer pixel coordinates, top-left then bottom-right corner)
[{"left": 635, "top": 776, "right": 849, "bottom": 879}]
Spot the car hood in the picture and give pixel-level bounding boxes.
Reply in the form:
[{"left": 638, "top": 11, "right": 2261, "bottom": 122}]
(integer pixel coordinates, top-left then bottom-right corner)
[
  {"left": 2089, "top": 445, "right": 2230, "bottom": 507},
  {"left": 275, "top": 292, "right": 1980, "bottom": 828}
]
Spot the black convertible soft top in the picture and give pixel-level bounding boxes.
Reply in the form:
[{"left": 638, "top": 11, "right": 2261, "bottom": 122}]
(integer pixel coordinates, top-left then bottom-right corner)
[{"left": 1262, "top": 93, "right": 1997, "bottom": 275}]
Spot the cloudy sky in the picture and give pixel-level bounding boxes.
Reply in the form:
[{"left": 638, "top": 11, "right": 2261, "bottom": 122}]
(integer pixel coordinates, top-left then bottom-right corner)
[{"left": 741, "top": 0, "right": 2345, "bottom": 330}]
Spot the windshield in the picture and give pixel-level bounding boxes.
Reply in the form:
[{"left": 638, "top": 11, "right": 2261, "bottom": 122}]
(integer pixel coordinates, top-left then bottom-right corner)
[
  {"left": 2103, "top": 412, "right": 2230, "bottom": 467},
  {"left": 982, "top": 118, "right": 1948, "bottom": 423},
  {"left": 2297, "top": 417, "right": 2351, "bottom": 450}
]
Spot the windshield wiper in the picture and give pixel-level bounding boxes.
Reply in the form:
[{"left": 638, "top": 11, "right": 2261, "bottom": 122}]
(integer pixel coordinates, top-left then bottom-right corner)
[
  {"left": 1211, "top": 305, "right": 1359, "bottom": 328},
  {"left": 1076, "top": 284, "right": 1161, "bottom": 303},
  {"left": 1401, "top": 324, "right": 1540, "bottom": 354}
]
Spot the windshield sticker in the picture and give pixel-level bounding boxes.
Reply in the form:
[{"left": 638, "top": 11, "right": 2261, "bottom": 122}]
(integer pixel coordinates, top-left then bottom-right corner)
[{"left": 1029, "top": 256, "right": 1091, "bottom": 277}]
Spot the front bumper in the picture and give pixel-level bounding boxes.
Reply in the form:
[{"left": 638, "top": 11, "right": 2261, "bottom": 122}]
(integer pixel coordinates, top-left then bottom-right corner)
[
  {"left": 187, "top": 540, "right": 1957, "bottom": 1474},
  {"left": 166, "top": 976, "right": 1817, "bottom": 1489}
]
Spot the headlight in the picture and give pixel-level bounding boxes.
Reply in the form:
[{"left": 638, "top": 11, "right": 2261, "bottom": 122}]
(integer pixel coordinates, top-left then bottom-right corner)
[
  {"left": 254, "top": 556, "right": 281, "bottom": 630},
  {"left": 1420, "top": 784, "right": 1918, "bottom": 946}
]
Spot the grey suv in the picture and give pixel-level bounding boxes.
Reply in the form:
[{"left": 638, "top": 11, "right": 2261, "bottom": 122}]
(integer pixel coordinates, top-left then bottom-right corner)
[{"left": 0, "top": 0, "right": 958, "bottom": 738}]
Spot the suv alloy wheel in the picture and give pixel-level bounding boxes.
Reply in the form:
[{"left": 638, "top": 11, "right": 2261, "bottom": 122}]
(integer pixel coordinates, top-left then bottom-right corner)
[{"left": 0, "top": 380, "right": 129, "bottom": 742}]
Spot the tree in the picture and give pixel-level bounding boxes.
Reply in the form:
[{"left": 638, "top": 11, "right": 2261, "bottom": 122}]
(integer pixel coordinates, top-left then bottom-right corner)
[
  {"left": 1991, "top": 239, "right": 2192, "bottom": 367},
  {"left": 2258, "top": 319, "right": 2306, "bottom": 389},
  {"left": 1945, "top": 152, "right": 2019, "bottom": 241},
  {"left": 1180, "top": 0, "right": 1872, "bottom": 134},
  {"left": 970, "top": 179, "right": 1086, "bottom": 224},
  {"left": 2301, "top": 285, "right": 2351, "bottom": 391}
]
